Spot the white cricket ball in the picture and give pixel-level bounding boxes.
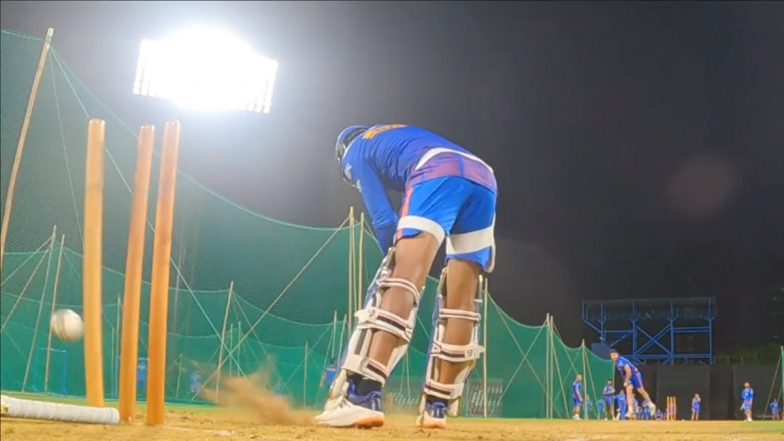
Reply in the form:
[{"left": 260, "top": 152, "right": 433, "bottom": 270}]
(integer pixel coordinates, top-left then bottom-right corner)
[{"left": 50, "top": 308, "right": 84, "bottom": 342}]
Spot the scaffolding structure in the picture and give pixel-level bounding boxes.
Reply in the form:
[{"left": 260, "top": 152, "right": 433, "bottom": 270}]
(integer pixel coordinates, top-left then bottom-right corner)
[{"left": 583, "top": 298, "right": 716, "bottom": 365}]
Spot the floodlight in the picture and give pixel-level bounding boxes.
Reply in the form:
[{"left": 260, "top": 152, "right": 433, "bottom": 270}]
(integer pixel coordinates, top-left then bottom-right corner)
[{"left": 133, "top": 27, "right": 278, "bottom": 113}]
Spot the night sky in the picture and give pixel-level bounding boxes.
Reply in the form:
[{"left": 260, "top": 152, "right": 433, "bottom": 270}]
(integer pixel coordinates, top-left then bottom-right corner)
[{"left": 2, "top": 2, "right": 782, "bottom": 350}]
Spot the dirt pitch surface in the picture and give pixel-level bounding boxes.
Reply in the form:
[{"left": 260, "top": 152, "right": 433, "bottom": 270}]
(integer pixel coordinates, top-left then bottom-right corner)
[{"left": 2, "top": 406, "right": 782, "bottom": 441}]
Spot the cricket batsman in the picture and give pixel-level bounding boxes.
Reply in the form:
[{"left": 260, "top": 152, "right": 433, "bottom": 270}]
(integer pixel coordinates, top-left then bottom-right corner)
[
  {"left": 316, "top": 124, "right": 496, "bottom": 429},
  {"left": 610, "top": 350, "right": 657, "bottom": 419}
]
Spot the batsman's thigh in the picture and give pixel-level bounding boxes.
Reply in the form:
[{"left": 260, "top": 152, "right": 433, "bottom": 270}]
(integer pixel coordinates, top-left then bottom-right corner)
[{"left": 392, "top": 234, "right": 440, "bottom": 285}]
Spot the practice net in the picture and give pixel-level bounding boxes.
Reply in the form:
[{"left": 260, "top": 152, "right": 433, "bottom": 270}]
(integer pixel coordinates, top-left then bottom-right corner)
[{"left": 0, "top": 28, "right": 612, "bottom": 418}]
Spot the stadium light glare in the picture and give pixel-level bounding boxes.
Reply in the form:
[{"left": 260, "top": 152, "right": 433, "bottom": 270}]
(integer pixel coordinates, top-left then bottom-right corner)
[{"left": 133, "top": 27, "right": 278, "bottom": 113}]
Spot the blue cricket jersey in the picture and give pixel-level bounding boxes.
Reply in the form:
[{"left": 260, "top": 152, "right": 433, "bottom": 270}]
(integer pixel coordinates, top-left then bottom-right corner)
[
  {"left": 615, "top": 356, "right": 640, "bottom": 377},
  {"left": 340, "top": 124, "right": 496, "bottom": 252},
  {"left": 573, "top": 380, "right": 584, "bottom": 401},
  {"left": 742, "top": 387, "right": 754, "bottom": 402}
]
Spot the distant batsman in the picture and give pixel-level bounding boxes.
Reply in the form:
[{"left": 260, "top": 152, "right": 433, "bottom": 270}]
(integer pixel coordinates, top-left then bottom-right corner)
[{"left": 316, "top": 124, "right": 496, "bottom": 429}]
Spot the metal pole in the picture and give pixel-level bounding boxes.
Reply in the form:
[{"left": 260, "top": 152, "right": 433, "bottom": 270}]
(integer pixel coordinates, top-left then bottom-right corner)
[{"left": 0, "top": 28, "right": 55, "bottom": 278}]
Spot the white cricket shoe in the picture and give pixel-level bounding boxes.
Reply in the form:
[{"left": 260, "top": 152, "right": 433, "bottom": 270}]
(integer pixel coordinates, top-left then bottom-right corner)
[
  {"left": 417, "top": 401, "right": 448, "bottom": 429},
  {"left": 647, "top": 401, "right": 657, "bottom": 415},
  {"left": 315, "top": 390, "right": 384, "bottom": 428}
]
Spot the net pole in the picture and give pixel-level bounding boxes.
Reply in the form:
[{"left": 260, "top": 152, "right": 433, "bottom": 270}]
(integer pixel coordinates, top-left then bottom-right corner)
[
  {"left": 352, "top": 211, "right": 357, "bottom": 312},
  {"left": 146, "top": 120, "right": 182, "bottom": 426},
  {"left": 358, "top": 212, "right": 364, "bottom": 306},
  {"left": 482, "top": 277, "right": 488, "bottom": 418},
  {"left": 84, "top": 119, "right": 106, "bottom": 407},
  {"left": 0, "top": 27, "right": 54, "bottom": 279},
  {"left": 351, "top": 207, "right": 357, "bottom": 317},
  {"left": 347, "top": 207, "right": 354, "bottom": 332},
  {"left": 338, "top": 313, "right": 347, "bottom": 360},
  {"left": 229, "top": 323, "right": 235, "bottom": 377},
  {"left": 303, "top": 341, "right": 308, "bottom": 407},
  {"left": 581, "top": 340, "right": 588, "bottom": 420},
  {"left": 330, "top": 310, "right": 338, "bottom": 360},
  {"left": 217, "top": 281, "right": 234, "bottom": 395},
  {"left": 547, "top": 314, "right": 554, "bottom": 419},
  {"left": 237, "top": 321, "right": 243, "bottom": 375},
  {"left": 544, "top": 314, "right": 550, "bottom": 418},
  {"left": 44, "top": 233, "right": 65, "bottom": 393},
  {"left": 22, "top": 225, "right": 57, "bottom": 392},
  {"left": 119, "top": 124, "right": 155, "bottom": 422}
]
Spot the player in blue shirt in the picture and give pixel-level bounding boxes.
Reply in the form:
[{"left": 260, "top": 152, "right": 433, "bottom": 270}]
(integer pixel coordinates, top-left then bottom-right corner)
[
  {"left": 317, "top": 125, "right": 497, "bottom": 429},
  {"left": 573, "top": 374, "right": 585, "bottom": 420},
  {"left": 603, "top": 380, "right": 615, "bottom": 420},
  {"left": 615, "top": 392, "right": 628, "bottom": 420},
  {"left": 740, "top": 382, "right": 754, "bottom": 421},
  {"left": 769, "top": 398, "right": 780, "bottom": 421},
  {"left": 189, "top": 370, "right": 202, "bottom": 396},
  {"left": 610, "top": 350, "right": 656, "bottom": 419},
  {"left": 321, "top": 358, "right": 339, "bottom": 390},
  {"left": 691, "top": 393, "right": 701, "bottom": 421}
]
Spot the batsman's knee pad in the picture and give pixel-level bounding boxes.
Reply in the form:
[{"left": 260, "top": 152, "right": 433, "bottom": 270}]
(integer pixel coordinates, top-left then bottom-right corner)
[
  {"left": 325, "top": 248, "right": 423, "bottom": 409},
  {"left": 421, "top": 269, "right": 485, "bottom": 415}
]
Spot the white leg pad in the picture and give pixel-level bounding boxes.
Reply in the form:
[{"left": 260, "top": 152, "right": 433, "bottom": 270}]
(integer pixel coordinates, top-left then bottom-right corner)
[
  {"left": 324, "top": 248, "right": 423, "bottom": 411},
  {"left": 420, "top": 269, "right": 485, "bottom": 416}
]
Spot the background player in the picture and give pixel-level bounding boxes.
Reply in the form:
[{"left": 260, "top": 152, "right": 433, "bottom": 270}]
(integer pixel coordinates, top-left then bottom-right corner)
[
  {"left": 603, "top": 380, "right": 615, "bottom": 420},
  {"left": 770, "top": 398, "right": 780, "bottom": 421},
  {"left": 691, "top": 393, "right": 701, "bottom": 421},
  {"left": 740, "top": 382, "right": 754, "bottom": 422},
  {"left": 615, "top": 391, "right": 627, "bottom": 420},
  {"left": 320, "top": 358, "right": 338, "bottom": 390},
  {"left": 610, "top": 350, "right": 656, "bottom": 419},
  {"left": 572, "top": 374, "right": 584, "bottom": 420},
  {"left": 317, "top": 124, "right": 497, "bottom": 429}
]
